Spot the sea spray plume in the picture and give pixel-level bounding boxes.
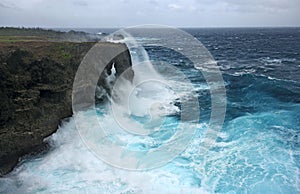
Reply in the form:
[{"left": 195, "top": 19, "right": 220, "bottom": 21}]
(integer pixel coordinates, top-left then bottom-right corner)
[{"left": 72, "top": 25, "right": 226, "bottom": 170}]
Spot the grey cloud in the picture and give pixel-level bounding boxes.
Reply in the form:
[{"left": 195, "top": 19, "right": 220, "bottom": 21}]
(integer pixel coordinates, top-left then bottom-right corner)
[
  {"left": 168, "top": 3, "right": 183, "bottom": 10},
  {"left": 0, "top": 2, "right": 9, "bottom": 8},
  {"left": 194, "top": 0, "right": 299, "bottom": 9},
  {"left": 212, "top": 0, "right": 299, "bottom": 12},
  {"left": 0, "top": 0, "right": 299, "bottom": 27},
  {"left": 0, "top": 1, "right": 17, "bottom": 9},
  {"left": 148, "top": 0, "right": 159, "bottom": 5},
  {"left": 73, "top": 1, "right": 88, "bottom": 7}
]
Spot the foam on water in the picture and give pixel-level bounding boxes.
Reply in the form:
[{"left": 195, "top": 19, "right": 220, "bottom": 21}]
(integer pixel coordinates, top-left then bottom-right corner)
[
  {"left": 1, "top": 28, "right": 300, "bottom": 193},
  {"left": 0, "top": 31, "right": 206, "bottom": 193},
  {"left": 3, "top": 105, "right": 298, "bottom": 193},
  {"left": 0, "top": 114, "right": 203, "bottom": 193}
]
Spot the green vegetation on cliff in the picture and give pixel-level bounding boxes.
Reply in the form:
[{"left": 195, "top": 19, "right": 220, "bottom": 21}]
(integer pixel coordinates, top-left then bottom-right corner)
[
  {"left": 0, "top": 27, "right": 133, "bottom": 176},
  {"left": 0, "top": 27, "right": 104, "bottom": 43},
  {"left": 0, "top": 40, "right": 94, "bottom": 176}
]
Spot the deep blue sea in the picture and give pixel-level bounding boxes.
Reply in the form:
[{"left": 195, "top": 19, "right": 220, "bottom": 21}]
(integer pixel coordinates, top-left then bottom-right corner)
[{"left": 1, "top": 28, "right": 299, "bottom": 193}]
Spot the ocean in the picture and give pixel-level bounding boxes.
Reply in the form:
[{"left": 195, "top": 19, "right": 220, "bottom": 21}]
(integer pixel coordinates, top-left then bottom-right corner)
[{"left": 0, "top": 27, "right": 299, "bottom": 193}]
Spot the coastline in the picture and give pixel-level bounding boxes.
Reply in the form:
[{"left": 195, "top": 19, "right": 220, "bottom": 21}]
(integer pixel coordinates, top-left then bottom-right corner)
[{"left": 0, "top": 28, "right": 133, "bottom": 175}]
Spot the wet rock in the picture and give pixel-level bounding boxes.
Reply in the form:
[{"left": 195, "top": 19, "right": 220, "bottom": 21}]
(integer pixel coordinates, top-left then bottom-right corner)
[{"left": 0, "top": 41, "right": 133, "bottom": 175}]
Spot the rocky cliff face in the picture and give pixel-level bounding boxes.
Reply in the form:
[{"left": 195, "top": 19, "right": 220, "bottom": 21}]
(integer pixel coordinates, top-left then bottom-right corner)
[{"left": 0, "top": 41, "right": 133, "bottom": 175}]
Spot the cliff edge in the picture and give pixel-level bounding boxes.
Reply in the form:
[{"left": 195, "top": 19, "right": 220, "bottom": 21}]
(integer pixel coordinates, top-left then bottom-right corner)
[{"left": 0, "top": 39, "right": 133, "bottom": 175}]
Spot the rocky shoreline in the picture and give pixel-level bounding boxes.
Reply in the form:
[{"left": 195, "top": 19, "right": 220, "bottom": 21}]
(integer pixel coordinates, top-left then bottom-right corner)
[{"left": 0, "top": 29, "right": 133, "bottom": 175}]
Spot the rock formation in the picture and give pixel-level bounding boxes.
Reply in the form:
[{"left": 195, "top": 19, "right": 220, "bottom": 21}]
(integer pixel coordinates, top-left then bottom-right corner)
[{"left": 0, "top": 41, "right": 133, "bottom": 175}]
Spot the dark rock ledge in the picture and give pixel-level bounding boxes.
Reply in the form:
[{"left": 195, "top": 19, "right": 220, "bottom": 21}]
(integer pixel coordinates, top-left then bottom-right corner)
[{"left": 0, "top": 41, "right": 133, "bottom": 175}]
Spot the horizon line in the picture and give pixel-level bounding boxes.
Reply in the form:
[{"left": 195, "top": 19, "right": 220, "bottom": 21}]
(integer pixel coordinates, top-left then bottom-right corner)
[{"left": 1, "top": 25, "right": 300, "bottom": 29}]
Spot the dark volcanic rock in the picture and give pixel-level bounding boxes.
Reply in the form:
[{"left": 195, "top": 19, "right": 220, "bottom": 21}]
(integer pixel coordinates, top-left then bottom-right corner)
[{"left": 0, "top": 41, "right": 133, "bottom": 175}]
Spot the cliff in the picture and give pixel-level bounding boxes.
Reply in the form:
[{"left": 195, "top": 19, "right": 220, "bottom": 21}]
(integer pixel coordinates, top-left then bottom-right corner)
[{"left": 0, "top": 39, "right": 133, "bottom": 175}]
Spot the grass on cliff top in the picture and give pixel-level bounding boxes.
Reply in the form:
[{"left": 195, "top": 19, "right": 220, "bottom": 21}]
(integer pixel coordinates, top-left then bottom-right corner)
[
  {"left": 0, "top": 27, "right": 64, "bottom": 37},
  {"left": 0, "top": 27, "right": 96, "bottom": 63},
  {"left": 0, "top": 41, "right": 94, "bottom": 66},
  {"left": 0, "top": 27, "right": 103, "bottom": 43},
  {"left": 0, "top": 36, "right": 47, "bottom": 43},
  {"left": 0, "top": 27, "right": 64, "bottom": 43}
]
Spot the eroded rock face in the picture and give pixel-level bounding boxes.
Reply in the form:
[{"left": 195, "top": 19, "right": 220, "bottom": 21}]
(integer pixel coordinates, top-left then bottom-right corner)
[
  {"left": 0, "top": 41, "right": 133, "bottom": 175},
  {"left": 73, "top": 42, "right": 134, "bottom": 110}
]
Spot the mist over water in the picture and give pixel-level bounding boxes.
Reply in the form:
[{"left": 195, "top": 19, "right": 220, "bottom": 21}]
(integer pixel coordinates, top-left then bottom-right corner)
[{"left": 1, "top": 28, "right": 300, "bottom": 193}]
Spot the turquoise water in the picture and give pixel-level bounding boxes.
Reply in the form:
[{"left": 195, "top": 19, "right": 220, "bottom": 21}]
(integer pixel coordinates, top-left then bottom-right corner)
[{"left": 1, "top": 28, "right": 300, "bottom": 193}]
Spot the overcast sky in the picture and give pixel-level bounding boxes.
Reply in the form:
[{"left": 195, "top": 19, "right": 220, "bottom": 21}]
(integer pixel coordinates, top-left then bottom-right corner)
[{"left": 0, "top": 0, "right": 299, "bottom": 28}]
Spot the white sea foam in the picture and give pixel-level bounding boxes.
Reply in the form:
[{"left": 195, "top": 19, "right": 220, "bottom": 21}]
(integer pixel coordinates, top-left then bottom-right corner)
[
  {"left": 0, "top": 32, "right": 206, "bottom": 193},
  {"left": 0, "top": 116, "right": 209, "bottom": 193},
  {"left": 1, "top": 27, "right": 201, "bottom": 193}
]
